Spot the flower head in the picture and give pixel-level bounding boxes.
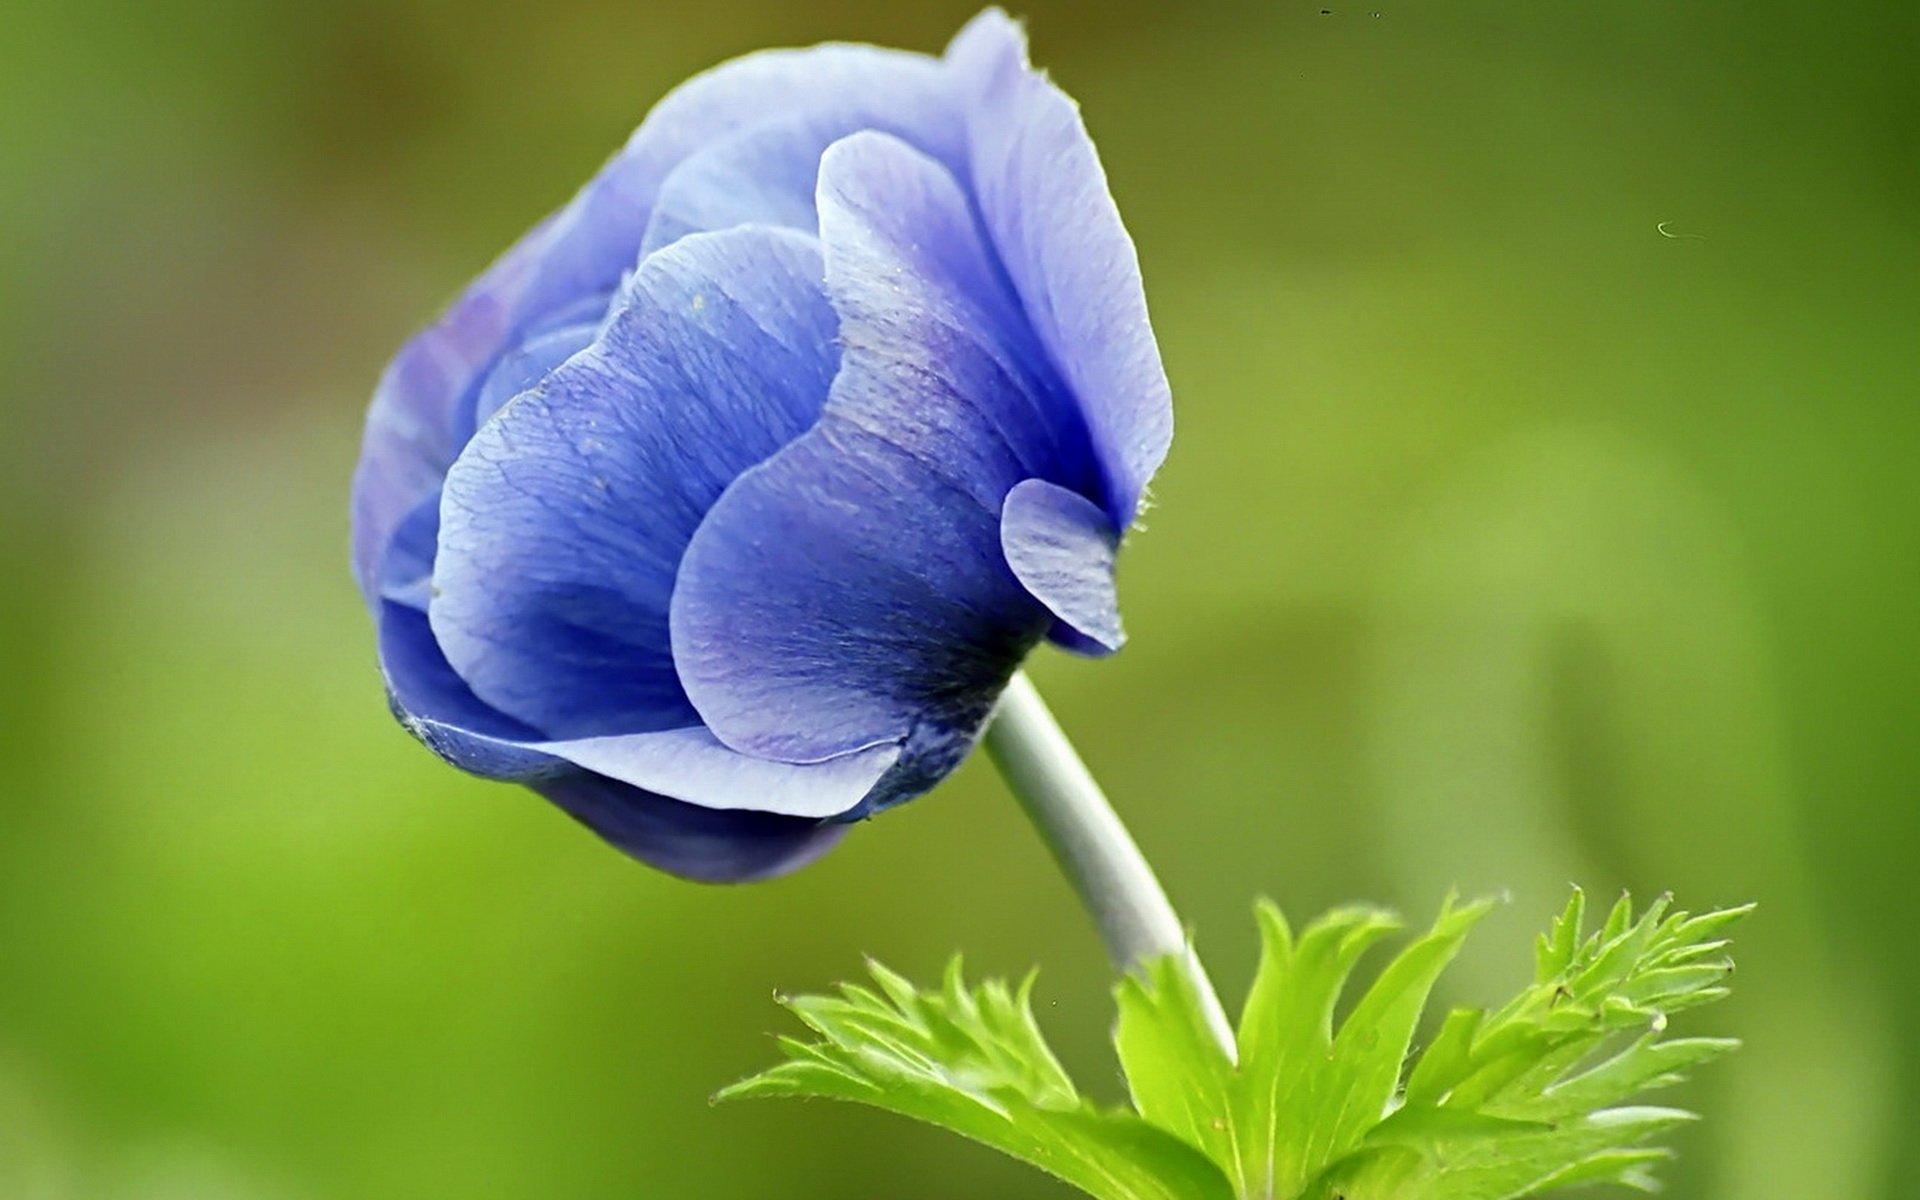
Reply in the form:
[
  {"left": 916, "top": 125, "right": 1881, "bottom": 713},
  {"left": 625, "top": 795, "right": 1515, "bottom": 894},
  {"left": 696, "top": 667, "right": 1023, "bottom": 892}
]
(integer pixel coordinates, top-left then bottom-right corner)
[{"left": 350, "top": 10, "right": 1172, "bottom": 880}]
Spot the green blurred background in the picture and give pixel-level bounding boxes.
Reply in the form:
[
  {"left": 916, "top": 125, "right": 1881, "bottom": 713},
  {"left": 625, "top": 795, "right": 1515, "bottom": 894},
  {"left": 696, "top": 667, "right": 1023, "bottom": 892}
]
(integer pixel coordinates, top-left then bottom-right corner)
[{"left": 2, "top": 1, "right": 1914, "bottom": 1196}]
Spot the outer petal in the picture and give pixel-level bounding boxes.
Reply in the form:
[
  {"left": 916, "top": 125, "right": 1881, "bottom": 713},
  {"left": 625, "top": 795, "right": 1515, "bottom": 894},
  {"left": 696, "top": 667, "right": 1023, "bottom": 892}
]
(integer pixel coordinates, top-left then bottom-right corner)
[
  {"left": 1000, "top": 477, "right": 1125, "bottom": 654},
  {"left": 466, "top": 317, "right": 601, "bottom": 437},
  {"left": 669, "top": 132, "right": 1058, "bottom": 769},
  {"left": 670, "top": 417, "right": 1047, "bottom": 768},
  {"left": 555, "top": 728, "right": 899, "bottom": 819},
  {"left": 640, "top": 69, "right": 968, "bottom": 256},
  {"left": 375, "top": 493, "right": 445, "bottom": 613},
  {"left": 429, "top": 227, "right": 838, "bottom": 740},
  {"left": 377, "top": 603, "right": 874, "bottom": 876},
  {"left": 643, "top": 119, "right": 831, "bottom": 256},
  {"left": 945, "top": 10, "right": 1173, "bottom": 530},
  {"left": 379, "top": 600, "right": 554, "bottom": 776},
  {"left": 371, "top": 319, "right": 601, "bottom": 614},
  {"left": 350, "top": 40, "right": 959, "bottom": 608},
  {"left": 533, "top": 774, "right": 848, "bottom": 883},
  {"left": 808, "top": 131, "right": 1094, "bottom": 499}
]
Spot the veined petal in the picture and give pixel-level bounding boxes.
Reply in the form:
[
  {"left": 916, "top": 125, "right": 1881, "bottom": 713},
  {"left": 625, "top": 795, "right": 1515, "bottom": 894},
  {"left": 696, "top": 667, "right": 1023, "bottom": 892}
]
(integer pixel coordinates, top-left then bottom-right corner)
[
  {"left": 350, "top": 40, "right": 956, "bottom": 609},
  {"left": 378, "top": 603, "right": 871, "bottom": 875},
  {"left": 430, "top": 226, "right": 839, "bottom": 739},
  {"left": 669, "top": 132, "right": 1063, "bottom": 768},
  {"left": 376, "top": 493, "right": 445, "bottom": 614},
  {"left": 1000, "top": 477, "right": 1125, "bottom": 655},
  {"left": 945, "top": 10, "right": 1173, "bottom": 530},
  {"left": 379, "top": 600, "right": 554, "bottom": 776},
  {"left": 554, "top": 728, "right": 900, "bottom": 820},
  {"left": 532, "top": 774, "right": 847, "bottom": 883},
  {"left": 641, "top": 68, "right": 967, "bottom": 256},
  {"left": 670, "top": 418, "right": 1047, "bottom": 765},
  {"left": 467, "top": 317, "right": 601, "bottom": 437},
  {"left": 643, "top": 119, "right": 832, "bottom": 256},
  {"left": 812, "top": 130, "right": 1092, "bottom": 499},
  {"left": 372, "top": 318, "right": 602, "bottom": 615}
]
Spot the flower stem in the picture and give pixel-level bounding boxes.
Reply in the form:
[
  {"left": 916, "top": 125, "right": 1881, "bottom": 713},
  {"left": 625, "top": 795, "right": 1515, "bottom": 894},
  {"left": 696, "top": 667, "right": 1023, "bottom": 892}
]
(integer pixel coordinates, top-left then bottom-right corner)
[{"left": 984, "top": 671, "right": 1237, "bottom": 1060}]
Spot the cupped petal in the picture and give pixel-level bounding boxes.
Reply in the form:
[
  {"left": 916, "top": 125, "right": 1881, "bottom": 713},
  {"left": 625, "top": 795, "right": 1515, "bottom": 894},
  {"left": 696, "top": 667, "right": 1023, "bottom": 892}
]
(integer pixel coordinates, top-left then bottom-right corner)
[
  {"left": 467, "top": 317, "right": 600, "bottom": 437},
  {"left": 643, "top": 119, "right": 831, "bottom": 256},
  {"left": 378, "top": 603, "right": 868, "bottom": 878},
  {"left": 641, "top": 69, "right": 968, "bottom": 256},
  {"left": 1000, "top": 477, "right": 1126, "bottom": 655},
  {"left": 554, "top": 728, "right": 899, "bottom": 820},
  {"left": 811, "top": 130, "right": 1094, "bottom": 500},
  {"left": 669, "top": 417, "right": 1048, "bottom": 765},
  {"left": 430, "top": 226, "right": 840, "bottom": 740},
  {"left": 351, "top": 257, "right": 533, "bottom": 609},
  {"left": 351, "top": 40, "right": 959, "bottom": 608},
  {"left": 669, "top": 132, "right": 1068, "bottom": 769},
  {"left": 945, "top": 10, "right": 1174, "bottom": 530},
  {"left": 533, "top": 773, "right": 847, "bottom": 883},
  {"left": 379, "top": 600, "right": 555, "bottom": 777},
  {"left": 368, "top": 319, "right": 600, "bottom": 614},
  {"left": 611, "top": 42, "right": 962, "bottom": 229},
  {"left": 375, "top": 493, "right": 444, "bottom": 613}
]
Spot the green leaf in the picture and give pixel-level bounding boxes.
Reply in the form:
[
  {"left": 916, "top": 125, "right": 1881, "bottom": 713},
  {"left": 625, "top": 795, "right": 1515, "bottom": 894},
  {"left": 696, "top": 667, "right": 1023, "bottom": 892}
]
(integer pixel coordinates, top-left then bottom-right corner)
[
  {"left": 1229, "top": 899, "right": 1489, "bottom": 1198},
  {"left": 719, "top": 960, "right": 1236, "bottom": 1200},
  {"left": 1314, "top": 898, "right": 1494, "bottom": 1158},
  {"left": 729, "top": 889, "right": 1743, "bottom": 1200},
  {"left": 1232, "top": 903, "right": 1402, "bottom": 1198},
  {"left": 1304, "top": 891, "right": 1748, "bottom": 1200},
  {"left": 1320, "top": 1107, "right": 1698, "bottom": 1200},
  {"left": 1114, "top": 952, "right": 1239, "bottom": 1181},
  {"left": 1531, "top": 1034, "right": 1739, "bottom": 1120}
]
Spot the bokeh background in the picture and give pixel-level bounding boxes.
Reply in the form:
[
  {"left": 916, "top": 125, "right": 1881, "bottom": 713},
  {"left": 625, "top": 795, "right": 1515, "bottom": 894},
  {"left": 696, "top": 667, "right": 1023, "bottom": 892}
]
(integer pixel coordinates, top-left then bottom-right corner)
[{"left": 3, "top": 1, "right": 1914, "bottom": 1196}]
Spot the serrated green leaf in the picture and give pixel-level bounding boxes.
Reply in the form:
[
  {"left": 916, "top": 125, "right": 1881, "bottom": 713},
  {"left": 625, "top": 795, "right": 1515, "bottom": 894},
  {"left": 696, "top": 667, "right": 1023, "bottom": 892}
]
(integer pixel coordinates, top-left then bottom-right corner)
[
  {"left": 1532, "top": 1147, "right": 1671, "bottom": 1192},
  {"left": 1233, "top": 903, "right": 1403, "bottom": 1198},
  {"left": 1364, "top": 1103, "right": 1553, "bottom": 1146},
  {"left": 1404, "top": 1006, "right": 1484, "bottom": 1107},
  {"left": 732, "top": 888, "right": 1742, "bottom": 1200},
  {"left": 1616, "top": 962, "right": 1735, "bottom": 1008},
  {"left": 1663, "top": 902, "right": 1756, "bottom": 946},
  {"left": 1535, "top": 888, "right": 1586, "bottom": 983},
  {"left": 1318, "top": 1107, "right": 1697, "bottom": 1200},
  {"left": 721, "top": 959, "right": 1235, "bottom": 1200},
  {"left": 1316, "top": 889, "right": 1742, "bottom": 1199},
  {"left": 1305, "top": 898, "right": 1494, "bottom": 1174},
  {"left": 1114, "top": 954, "right": 1240, "bottom": 1183},
  {"left": 1527, "top": 1035, "right": 1739, "bottom": 1120},
  {"left": 1598, "top": 892, "right": 1635, "bottom": 945}
]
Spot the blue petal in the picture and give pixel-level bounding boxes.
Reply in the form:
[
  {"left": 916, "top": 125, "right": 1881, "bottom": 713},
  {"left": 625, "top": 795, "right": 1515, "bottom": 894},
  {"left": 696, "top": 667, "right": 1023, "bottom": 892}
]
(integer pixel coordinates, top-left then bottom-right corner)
[
  {"left": 533, "top": 773, "right": 847, "bottom": 883},
  {"left": 466, "top": 316, "right": 601, "bottom": 437},
  {"left": 555, "top": 728, "right": 899, "bottom": 820},
  {"left": 379, "top": 600, "right": 554, "bottom": 774},
  {"left": 643, "top": 119, "right": 831, "bottom": 256},
  {"left": 641, "top": 68, "right": 968, "bottom": 256},
  {"left": 1000, "top": 478, "right": 1126, "bottom": 655},
  {"left": 811, "top": 131, "right": 1094, "bottom": 502},
  {"left": 670, "top": 418, "right": 1049, "bottom": 764},
  {"left": 376, "top": 322, "right": 601, "bottom": 614},
  {"left": 384, "top": 602, "right": 894, "bottom": 816},
  {"left": 378, "top": 603, "right": 875, "bottom": 876},
  {"left": 376, "top": 494, "right": 443, "bottom": 613},
  {"left": 352, "top": 259, "right": 533, "bottom": 609},
  {"left": 670, "top": 132, "right": 1063, "bottom": 766},
  {"left": 945, "top": 11, "right": 1174, "bottom": 531},
  {"left": 351, "top": 41, "right": 957, "bottom": 609},
  {"left": 430, "top": 227, "right": 839, "bottom": 740}
]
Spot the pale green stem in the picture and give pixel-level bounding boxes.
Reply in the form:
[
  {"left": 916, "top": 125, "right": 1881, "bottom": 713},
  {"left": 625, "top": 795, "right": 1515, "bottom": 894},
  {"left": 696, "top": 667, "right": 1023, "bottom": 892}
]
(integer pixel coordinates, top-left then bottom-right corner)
[{"left": 984, "top": 671, "right": 1238, "bottom": 1061}]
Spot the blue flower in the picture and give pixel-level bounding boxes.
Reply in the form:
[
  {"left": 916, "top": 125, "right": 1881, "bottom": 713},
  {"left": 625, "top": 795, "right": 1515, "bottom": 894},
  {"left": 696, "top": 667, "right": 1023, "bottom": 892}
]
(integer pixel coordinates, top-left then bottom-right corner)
[{"left": 350, "top": 10, "right": 1171, "bottom": 881}]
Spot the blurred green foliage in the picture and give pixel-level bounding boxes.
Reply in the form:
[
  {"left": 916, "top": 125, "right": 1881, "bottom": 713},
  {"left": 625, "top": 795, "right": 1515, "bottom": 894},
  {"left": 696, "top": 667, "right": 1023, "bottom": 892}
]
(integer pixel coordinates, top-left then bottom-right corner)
[{"left": 2, "top": 2, "right": 1913, "bottom": 1197}]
